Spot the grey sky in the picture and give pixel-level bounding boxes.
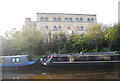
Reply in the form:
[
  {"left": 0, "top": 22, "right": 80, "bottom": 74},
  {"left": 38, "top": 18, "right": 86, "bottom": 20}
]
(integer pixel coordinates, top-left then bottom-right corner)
[{"left": 0, "top": 0, "right": 119, "bottom": 35}]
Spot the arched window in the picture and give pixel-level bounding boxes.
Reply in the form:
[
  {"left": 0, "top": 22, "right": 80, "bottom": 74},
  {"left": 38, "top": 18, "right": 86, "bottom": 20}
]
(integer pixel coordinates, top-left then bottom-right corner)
[
  {"left": 45, "top": 26, "right": 49, "bottom": 30},
  {"left": 80, "top": 18, "right": 83, "bottom": 22},
  {"left": 67, "top": 26, "right": 71, "bottom": 30},
  {"left": 53, "top": 26, "right": 57, "bottom": 31},
  {"left": 45, "top": 17, "right": 48, "bottom": 22},
  {"left": 80, "top": 26, "right": 84, "bottom": 31},
  {"left": 53, "top": 17, "right": 57, "bottom": 22},
  {"left": 77, "top": 26, "right": 80, "bottom": 30},
  {"left": 33, "top": 23, "right": 36, "bottom": 27},
  {"left": 91, "top": 18, "right": 94, "bottom": 22},
  {"left": 58, "top": 26, "right": 61, "bottom": 30},
  {"left": 69, "top": 18, "right": 73, "bottom": 22},
  {"left": 65, "top": 18, "right": 68, "bottom": 22},
  {"left": 87, "top": 18, "right": 90, "bottom": 22},
  {"left": 40, "top": 17, "right": 44, "bottom": 21},
  {"left": 76, "top": 18, "right": 79, "bottom": 22},
  {"left": 58, "top": 17, "right": 61, "bottom": 22}
]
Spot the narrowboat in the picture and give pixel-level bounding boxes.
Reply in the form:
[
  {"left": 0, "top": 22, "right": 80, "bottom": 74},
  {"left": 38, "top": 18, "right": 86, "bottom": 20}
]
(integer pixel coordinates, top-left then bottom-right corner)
[
  {"left": 0, "top": 55, "right": 36, "bottom": 69},
  {"left": 38, "top": 52, "right": 120, "bottom": 68}
]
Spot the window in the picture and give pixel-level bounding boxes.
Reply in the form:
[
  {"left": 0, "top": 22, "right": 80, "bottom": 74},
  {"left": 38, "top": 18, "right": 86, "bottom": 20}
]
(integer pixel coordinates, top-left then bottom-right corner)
[
  {"left": 91, "top": 18, "right": 94, "bottom": 22},
  {"left": 80, "top": 18, "right": 83, "bottom": 22},
  {"left": 12, "top": 57, "right": 20, "bottom": 63},
  {"left": 0, "top": 58, "right": 4, "bottom": 63},
  {"left": 53, "top": 26, "right": 57, "bottom": 31},
  {"left": 58, "top": 17, "right": 61, "bottom": 22},
  {"left": 58, "top": 57, "right": 69, "bottom": 62},
  {"left": 40, "top": 17, "right": 44, "bottom": 22},
  {"left": 87, "top": 18, "right": 90, "bottom": 22},
  {"left": 77, "top": 26, "right": 84, "bottom": 31},
  {"left": 53, "top": 17, "right": 57, "bottom": 22},
  {"left": 45, "top": 26, "right": 49, "bottom": 30},
  {"left": 45, "top": 17, "right": 48, "bottom": 22},
  {"left": 67, "top": 26, "right": 71, "bottom": 30},
  {"left": 12, "top": 58, "right": 16, "bottom": 63},
  {"left": 76, "top": 18, "right": 79, "bottom": 22},
  {"left": 52, "top": 57, "right": 59, "bottom": 62},
  {"left": 16, "top": 58, "right": 20, "bottom": 62},
  {"left": 58, "top": 26, "right": 61, "bottom": 30},
  {"left": 53, "top": 57, "right": 69, "bottom": 62},
  {"left": 103, "top": 56, "right": 111, "bottom": 60},
  {"left": 33, "top": 23, "right": 36, "bottom": 27},
  {"left": 87, "top": 56, "right": 98, "bottom": 61},
  {"left": 74, "top": 56, "right": 87, "bottom": 61},
  {"left": 77, "top": 26, "right": 80, "bottom": 30},
  {"left": 69, "top": 18, "right": 73, "bottom": 22},
  {"left": 80, "top": 26, "right": 84, "bottom": 31},
  {"left": 111, "top": 56, "right": 120, "bottom": 60},
  {"left": 65, "top": 18, "right": 68, "bottom": 22}
]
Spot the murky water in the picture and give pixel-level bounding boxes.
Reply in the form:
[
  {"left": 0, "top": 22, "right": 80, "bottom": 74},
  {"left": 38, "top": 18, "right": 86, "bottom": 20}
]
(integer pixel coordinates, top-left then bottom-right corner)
[{"left": 2, "top": 65, "right": 120, "bottom": 79}]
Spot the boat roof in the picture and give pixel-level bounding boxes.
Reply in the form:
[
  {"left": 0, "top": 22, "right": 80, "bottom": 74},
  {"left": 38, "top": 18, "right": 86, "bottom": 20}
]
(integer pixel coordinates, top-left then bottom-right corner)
[
  {"left": 52, "top": 52, "right": 120, "bottom": 57},
  {"left": 0, "top": 55, "right": 28, "bottom": 58}
]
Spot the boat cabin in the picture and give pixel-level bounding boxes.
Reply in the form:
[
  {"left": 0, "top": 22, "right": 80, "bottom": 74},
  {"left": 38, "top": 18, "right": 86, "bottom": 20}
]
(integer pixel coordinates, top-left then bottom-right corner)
[
  {"left": 41, "top": 52, "right": 120, "bottom": 67},
  {"left": 0, "top": 55, "right": 35, "bottom": 67}
]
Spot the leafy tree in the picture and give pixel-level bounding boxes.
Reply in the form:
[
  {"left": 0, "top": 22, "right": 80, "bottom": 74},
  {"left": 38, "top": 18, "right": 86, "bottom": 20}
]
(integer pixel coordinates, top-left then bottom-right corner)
[
  {"left": 72, "top": 34, "right": 84, "bottom": 52},
  {"left": 106, "top": 24, "right": 120, "bottom": 51},
  {"left": 49, "top": 33, "right": 66, "bottom": 54},
  {"left": 85, "top": 24, "right": 103, "bottom": 51},
  {"left": 115, "top": 24, "right": 120, "bottom": 51},
  {"left": 104, "top": 27, "right": 114, "bottom": 51},
  {"left": 11, "top": 27, "right": 44, "bottom": 56}
]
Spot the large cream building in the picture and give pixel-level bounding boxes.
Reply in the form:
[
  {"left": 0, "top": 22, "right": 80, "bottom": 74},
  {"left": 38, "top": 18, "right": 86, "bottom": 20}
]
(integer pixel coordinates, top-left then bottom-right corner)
[
  {"left": 24, "top": 13, "right": 97, "bottom": 42},
  {"left": 118, "top": 1, "right": 120, "bottom": 24}
]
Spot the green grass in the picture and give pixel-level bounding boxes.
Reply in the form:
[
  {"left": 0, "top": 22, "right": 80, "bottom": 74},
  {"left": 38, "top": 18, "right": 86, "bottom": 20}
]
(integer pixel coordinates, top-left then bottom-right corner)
[{"left": 32, "top": 56, "right": 43, "bottom": 59}]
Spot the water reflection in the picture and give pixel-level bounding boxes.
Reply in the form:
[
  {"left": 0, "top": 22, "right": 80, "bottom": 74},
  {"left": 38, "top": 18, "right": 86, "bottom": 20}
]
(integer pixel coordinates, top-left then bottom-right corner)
[{"left": 2, "top": 66, "right": 120, "bottom": 79}]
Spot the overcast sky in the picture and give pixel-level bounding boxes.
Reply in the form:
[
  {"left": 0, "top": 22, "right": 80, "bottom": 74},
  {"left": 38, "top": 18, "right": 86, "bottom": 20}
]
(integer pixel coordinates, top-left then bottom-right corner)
[{"left": 0, "top": 0, "right": 119, "bottom": 35}]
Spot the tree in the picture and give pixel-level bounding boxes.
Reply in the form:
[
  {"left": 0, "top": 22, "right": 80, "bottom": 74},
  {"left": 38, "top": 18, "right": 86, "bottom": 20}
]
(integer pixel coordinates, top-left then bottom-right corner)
[
  {"left": 11, "top": 27, "right": 44, "bottom": 56},
  {"left": 85, "top": 24, "right": 103, "bottom": 52},
  {"left": 72, "top": 34, "right": 85, "bottom": 52},
  {"left": 104, "top": 24, "right": 120, "bottom": 51},
  {"left": 49, "top": 32, "right": 67, "bottom": 54},
  {"left": 104, "top": 27, "right": 114, "bottom": 51},
  {"left": 114, "top": 24, "right": 120, "bottom": 51}
]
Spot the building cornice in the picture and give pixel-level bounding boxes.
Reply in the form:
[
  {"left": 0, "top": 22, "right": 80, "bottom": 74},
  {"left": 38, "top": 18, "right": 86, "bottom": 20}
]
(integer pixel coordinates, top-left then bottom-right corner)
[{"left": 37, "top": 12, "right": 96, "bottom": 16}]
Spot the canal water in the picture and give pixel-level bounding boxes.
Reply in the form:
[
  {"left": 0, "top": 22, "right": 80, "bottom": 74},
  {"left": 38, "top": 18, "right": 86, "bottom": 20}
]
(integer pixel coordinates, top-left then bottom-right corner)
[{"left": 2, "top": 65, "right": 120, "bottom": 79}]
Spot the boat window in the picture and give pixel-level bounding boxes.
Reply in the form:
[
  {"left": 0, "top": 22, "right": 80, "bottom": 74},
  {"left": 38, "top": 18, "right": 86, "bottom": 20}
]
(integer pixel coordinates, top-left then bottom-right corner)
[
  {"left": 111, "top": 56, "right": 116, "bottom": 60},
  {"left": 97, "top": 56, "right": 111, "bottom": 61},
  {"left": 0, "top": 58, "right": 4, "bottom": 63},
  {"left": 52, "top": 57, "right": 60, "bottom": 62},
  {"left": 16, "top": 57, "right": 20, "bottom": 62},
  {"left": 12, "top": 58, "right": 15, "bottom": 62},
  {"left": 87, "top": 56, "right": 99, "bottom": 61},
  {"left": 52, "top": 57, "right": 69, "bottom": 62},
  {"left": 74, "top": 56, "right": 87, "bottom": 61},
  {"left": 74, "top": 56, "right": 111, "bottom": 61},
  {"left": 58, "top": 57, "right": 69, "bottom": 62},
  {"left": 11, "top": 57, "right": 20, "bottom": 63},
  {"left": 103, "top": 56, "right": 111, "bottom": 60},
  {"left": 74, "top": 56, "right": 112, "bottom": 61},
  {"left": 111, "top": 55, "right": 120, "bottom": 60},
  {"left": 117, "top": 55, "right": 120, "bottom": 60}
]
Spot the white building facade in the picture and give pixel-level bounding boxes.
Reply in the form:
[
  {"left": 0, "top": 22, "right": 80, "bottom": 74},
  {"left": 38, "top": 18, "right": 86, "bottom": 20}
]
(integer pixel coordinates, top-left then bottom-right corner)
[
  {"left": 24, "top": 13, "right": 97, "bottom": 42},
  {"left": 118, "top": 1, "right": 120, "bottom": 24}
]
